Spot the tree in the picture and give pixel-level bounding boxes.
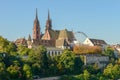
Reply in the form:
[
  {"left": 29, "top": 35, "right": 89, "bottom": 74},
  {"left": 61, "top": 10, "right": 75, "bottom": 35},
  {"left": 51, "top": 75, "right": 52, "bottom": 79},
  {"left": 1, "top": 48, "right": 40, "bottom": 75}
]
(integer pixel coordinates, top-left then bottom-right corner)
[
  {"left": 0, "top": 36, "right": 9, "bottom": 52},
  {"left": 7, "top": 65, "right": 22, "bottom": 79},
  {"left": 103, "top": 47, "right": 114, "bottom": 58},
  {"left": 83, "top": 70, "right": 90, "bottom": 80},
  {"left": 0, "top": 62, "right": 8, "bottom": 80},
  {"left": 74, "top": 56, "right": 83, "bottom": 74},
  {"left": 23, "top": 64, "right": 32, "bottom": 80},
  {"left": 17, "top": 45, "right": 30, "bottom": 56},
  {"left": 58, "top": 50, "right": 75, "bottom": 74},
  {"left": 46, "top": 56, "right": 59, "bottom": 76},
  {"left": 32, "top": 62, "right": 41, "bottom": 75},
  {"left": 111, "top": 64, "right": 120, "bottom": 79},
  {"left": 27, "top": 45, "right": 49, "bottom": 76},
  {"left": 0, "top": 36, "right": 17, "bottom": 56},
  {"left": 103, "top": 63, "right": 113, "bottom": 78}
]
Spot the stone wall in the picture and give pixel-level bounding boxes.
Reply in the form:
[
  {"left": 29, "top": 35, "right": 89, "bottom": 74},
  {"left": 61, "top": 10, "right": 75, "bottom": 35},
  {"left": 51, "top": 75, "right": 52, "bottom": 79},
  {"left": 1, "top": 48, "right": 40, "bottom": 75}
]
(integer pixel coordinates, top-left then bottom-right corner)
[{"left": 84, "top": 54, "right": 109, "bottom": 68}]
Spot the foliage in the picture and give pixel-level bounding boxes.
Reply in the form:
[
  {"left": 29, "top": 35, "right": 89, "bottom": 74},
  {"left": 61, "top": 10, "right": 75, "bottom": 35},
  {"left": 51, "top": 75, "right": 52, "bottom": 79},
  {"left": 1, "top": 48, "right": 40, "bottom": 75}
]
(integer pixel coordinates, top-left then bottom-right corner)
[
  {"left": 74, "top": 56, "right": 83, "bottom": 74},
  {"left": 57, "top": 50, "right": 75, "bottom": 74},
  {"left": 7, "top": 65, "right": 22, "bottom": 79},
  {"left": 0, "top": 36, "right": 17, "bottom": 55},
  {"left": 103, "top": 63, "right": 120, "bottom": 79},
  {"left": 73, "top": 45, "right": 102, "bottom": 54},
  {"left": 1, "top": 36, "right": 120, "bottom": 80},
  {"left": 0, "top": 62, "right": 9, "bottom": 80},
  {"left": 103, "top": 47, "right": 114, "bottom": 58},
  {"left": 23, "top": 64, "right": 32, "bottom": 80}
]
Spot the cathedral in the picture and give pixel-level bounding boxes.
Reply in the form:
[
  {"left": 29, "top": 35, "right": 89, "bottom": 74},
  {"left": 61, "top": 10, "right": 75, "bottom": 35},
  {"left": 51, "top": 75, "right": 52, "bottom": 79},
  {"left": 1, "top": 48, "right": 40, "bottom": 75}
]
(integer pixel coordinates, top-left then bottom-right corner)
[{"left": 15, "top": 9, "right": 75, "bottom": 49}]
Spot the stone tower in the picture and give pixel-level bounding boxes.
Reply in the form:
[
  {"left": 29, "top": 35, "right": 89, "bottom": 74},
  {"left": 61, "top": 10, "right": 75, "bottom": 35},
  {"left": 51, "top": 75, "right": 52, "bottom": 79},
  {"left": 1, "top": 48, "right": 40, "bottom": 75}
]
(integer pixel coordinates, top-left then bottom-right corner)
[
  {"left": 33, "top": 8, "right": 41, "bottom": 41},
  {"left": 45, "top": 10, "right": 52, "bottom": 30}
]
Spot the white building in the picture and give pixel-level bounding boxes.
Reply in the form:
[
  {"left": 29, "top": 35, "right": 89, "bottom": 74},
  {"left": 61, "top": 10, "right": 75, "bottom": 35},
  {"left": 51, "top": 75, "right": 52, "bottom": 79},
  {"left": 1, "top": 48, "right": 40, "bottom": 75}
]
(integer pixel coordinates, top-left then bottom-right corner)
[{"left": 83, "top": 38, "right": 107, "bottom": 47}]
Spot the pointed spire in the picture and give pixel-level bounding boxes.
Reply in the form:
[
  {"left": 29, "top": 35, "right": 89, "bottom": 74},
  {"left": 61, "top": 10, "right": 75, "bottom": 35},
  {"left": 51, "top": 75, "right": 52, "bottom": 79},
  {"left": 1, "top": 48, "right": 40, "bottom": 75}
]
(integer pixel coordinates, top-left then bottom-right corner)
[
  {"left": 45, "top": 9, "right": 52, "bottom": 30},
  {"left": 48, "top": 10, "right": 50, "bottom": 20},
  {"left": 28, "top": 34, "right": 31, "bottom": 41},
  {"left": 36, "top": 8, "right": 38, "bottom": 19}
]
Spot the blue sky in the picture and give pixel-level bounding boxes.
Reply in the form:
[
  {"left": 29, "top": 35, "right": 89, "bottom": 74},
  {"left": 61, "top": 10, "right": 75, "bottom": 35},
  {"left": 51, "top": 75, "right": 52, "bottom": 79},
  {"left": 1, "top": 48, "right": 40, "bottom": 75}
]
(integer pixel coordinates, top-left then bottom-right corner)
[{"left": 0, "top": 0, "right": 120, "bottom": 44}]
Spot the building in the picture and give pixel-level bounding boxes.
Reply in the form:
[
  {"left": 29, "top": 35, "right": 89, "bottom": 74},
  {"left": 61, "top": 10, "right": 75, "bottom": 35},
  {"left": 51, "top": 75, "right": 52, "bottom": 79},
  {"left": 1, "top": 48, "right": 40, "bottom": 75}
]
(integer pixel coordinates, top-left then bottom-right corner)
[
  {"left": 83, "top": 38, "right": 107, "bottom": 47},
  {"left": 15, "top": 9, "right": 75, "bottom": 51},
  {"left": 15, "top": 37, "right": 27, "bottom": 46},
  {"left": 110, "top": 44, "right": 120, "bottom": 58}
]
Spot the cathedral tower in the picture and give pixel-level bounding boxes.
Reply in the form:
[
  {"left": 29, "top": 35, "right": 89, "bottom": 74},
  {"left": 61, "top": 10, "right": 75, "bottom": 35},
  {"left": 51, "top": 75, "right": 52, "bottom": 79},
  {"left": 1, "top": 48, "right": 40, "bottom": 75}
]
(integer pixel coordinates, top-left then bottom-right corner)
[
  {"left": 46, "top": 10, "right": 52, "bottom": 30},
  {"left": 33, "top": 8, "right": 41, "bottom": 40}
]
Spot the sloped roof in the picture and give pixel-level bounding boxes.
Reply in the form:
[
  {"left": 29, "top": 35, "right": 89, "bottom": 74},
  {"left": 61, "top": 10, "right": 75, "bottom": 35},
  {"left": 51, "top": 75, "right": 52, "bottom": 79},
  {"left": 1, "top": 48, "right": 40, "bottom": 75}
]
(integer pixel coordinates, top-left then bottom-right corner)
[
  {"left": 89, "top": 38, "right": 107, "bottom": 46},
  {"left": 68, "top": 31, "right": 75, "bottom": 39},
  {"left": 42, "top": 29, "right": 60, "bottom": 40},
  {"left": 56, "top": 39, "right": 69, "bottom": 47},
  {"left": 15, "top": 38, "right": 27, "bottom": 45},
  {"left": 58, "top": 29, "right": 74, "bottom": 40},
  {"left": 49, "top": 29, "right": 59, "bottom": 39}
]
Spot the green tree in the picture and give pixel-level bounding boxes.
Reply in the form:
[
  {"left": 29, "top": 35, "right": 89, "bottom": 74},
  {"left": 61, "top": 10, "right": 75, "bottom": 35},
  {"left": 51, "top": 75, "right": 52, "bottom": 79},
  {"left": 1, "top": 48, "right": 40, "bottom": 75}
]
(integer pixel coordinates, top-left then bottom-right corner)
[
  {"left": 7, "top": 65, "right": 22, "bottom": 79},
  {"left": 23, "top": 64, "right": 32, "bottom": 80},
  {"left": 47, "top": 56, "right": 59, "bottom": 76},
  {"left": 83, "top": 70, "right": 90, "bottom": 80},
  {"left": 17, "top": 45, "right": 30, "bottom": 56},
  {"left": 28, "top": 45, "right": 49, "bottom": 75},
  {"left": 32, "top": 62, "right": 41, "bottom": 75},
  {"left": 111, "top": 64, "right": 120, "bottom": 79},
  {"left": 74, "top": 56, "right": 83, "bottom": 74},
  {"left": 103, "top": 63, "right": 113, "bottom": 79},
  {"left": 0, "top": 36, "right": 17, "bottom": 56},
  {"left": 0, "top": 36, "right": 9, "bottom": 52},
  {"left": 0, "top": 62, "right": 8, "bottom": 80},
  {"left": 104, "top": 47, "right": 114, "bottom": 58},
  {"left": 58, "top": 50, "right": 75, "bottom": 74}
]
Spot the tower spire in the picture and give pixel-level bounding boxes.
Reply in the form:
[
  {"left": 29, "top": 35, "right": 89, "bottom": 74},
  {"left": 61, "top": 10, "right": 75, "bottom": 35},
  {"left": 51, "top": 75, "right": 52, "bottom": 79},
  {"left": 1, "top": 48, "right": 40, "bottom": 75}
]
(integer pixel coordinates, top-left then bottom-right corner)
[
  {"left": 28, "top": 34, "right": 31, "bottom": 41},
  {"left": 33, "top": 8, "right": 41, "bottom": 41},
  {"left": 36, "top": 8, "right": 38, "bottom": 19},
  {"left": 48, "top": 10, "right": 50, "bottom": 20},
  {"left": 46, "top": 10, "right": 52, "bottom": 30}
]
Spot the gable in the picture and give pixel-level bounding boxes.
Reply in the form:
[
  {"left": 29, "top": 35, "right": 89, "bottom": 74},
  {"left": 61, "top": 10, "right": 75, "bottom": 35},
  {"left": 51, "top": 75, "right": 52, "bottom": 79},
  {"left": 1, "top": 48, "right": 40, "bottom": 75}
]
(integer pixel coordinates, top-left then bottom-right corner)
[
  {"left": 83, "top": 38, "right": 94, "bottom": 46},
  {"left": 41, "top": 30, "right": 51, "bottom": 40}
]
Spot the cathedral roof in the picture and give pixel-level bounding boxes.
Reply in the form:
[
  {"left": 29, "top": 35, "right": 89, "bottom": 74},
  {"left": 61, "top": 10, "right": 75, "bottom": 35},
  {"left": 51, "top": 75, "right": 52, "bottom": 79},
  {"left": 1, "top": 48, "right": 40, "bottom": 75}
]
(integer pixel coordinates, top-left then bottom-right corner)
[
  {"left": 58, "top": 29, "right": 75, "bottom": 40},
  {"left": 42, "top": 29, "right": 59, "bottom": 40},
  {"left": 56, "top": 39, "right": 69, "bottom": 47}
]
